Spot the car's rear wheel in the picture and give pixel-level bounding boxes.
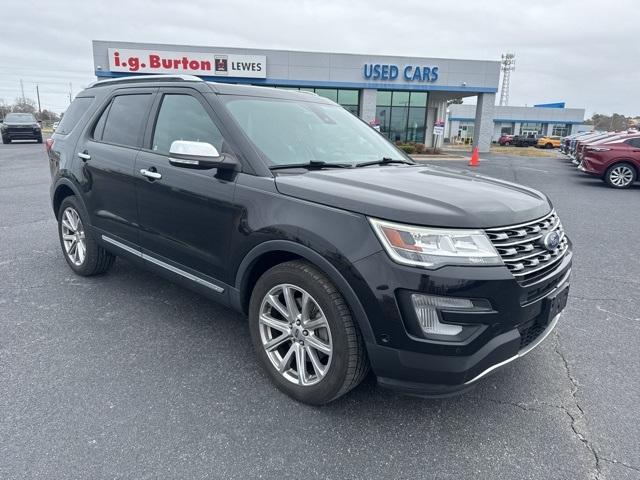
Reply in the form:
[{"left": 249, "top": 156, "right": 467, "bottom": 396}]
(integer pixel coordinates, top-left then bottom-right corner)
[
  {"left": 604, "top": 163, "right": 636, "bottom": 189},
  {"left": 546, "top": 143, "right": 553, "bottom": 149},
  {"left": 249, "top": 260, "right": 369, "bottom": 405},
  {"left": 504, "top": 141, "right": 510, "bottom": 146},
  {"left": 58, "top": 196, "right": 115, "bottom": 275}
]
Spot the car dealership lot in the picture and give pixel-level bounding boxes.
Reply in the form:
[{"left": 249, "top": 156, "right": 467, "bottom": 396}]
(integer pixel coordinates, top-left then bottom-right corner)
[{"left": 1, "top": 142, "right": 638, "bottom": 479}]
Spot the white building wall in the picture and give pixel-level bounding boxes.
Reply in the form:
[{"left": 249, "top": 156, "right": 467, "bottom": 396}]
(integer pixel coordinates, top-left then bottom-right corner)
[{"left": 447, "top": 104, "right": 586, "bottom": 142}]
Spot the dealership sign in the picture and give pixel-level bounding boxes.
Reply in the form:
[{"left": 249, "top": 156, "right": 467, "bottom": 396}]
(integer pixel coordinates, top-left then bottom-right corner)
[
  {"left": 363, "top": 64, "right": 439, "bottom": 82},
  {"left": 107, "top": 48, "right": 266, "bottom": 78}
]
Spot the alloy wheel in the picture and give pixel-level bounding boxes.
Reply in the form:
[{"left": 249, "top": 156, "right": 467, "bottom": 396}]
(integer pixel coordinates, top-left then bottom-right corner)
[
  {"left": 61, "top": 207, "right": 86, "bottom": 266},
  {"left": 258, "top": 284, "right": 333, "bottom": 386},
  {"left": 609, "top": 165, "right": 634, "bottom": 187}
]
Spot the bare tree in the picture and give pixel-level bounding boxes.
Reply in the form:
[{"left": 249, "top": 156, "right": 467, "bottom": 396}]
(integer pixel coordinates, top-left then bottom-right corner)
[
  {"left": 12, "top": 96, "right": 37, "bottom": 114},
  {"left": 0, "top": 99, "right": 11, "bottom": 119}
]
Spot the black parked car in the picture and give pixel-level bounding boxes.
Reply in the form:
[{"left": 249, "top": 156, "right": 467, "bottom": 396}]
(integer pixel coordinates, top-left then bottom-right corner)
[
  {"left": 514, "top": 134, "right": 539, "bottom": 147},
  {"left": 47, "top": 75, "right": 572, "bottom": 404},
  {"left": 1, "top": 112, "right": 43, "bottom": 143}
]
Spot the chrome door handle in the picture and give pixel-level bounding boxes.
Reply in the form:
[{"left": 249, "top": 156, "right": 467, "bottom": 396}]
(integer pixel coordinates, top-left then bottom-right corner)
[
  {"left": 140, "top": 168, "right": 162, "bottom": 180},
  {"left": 77, "top": 152, "right": 91, "bottom": 161}
]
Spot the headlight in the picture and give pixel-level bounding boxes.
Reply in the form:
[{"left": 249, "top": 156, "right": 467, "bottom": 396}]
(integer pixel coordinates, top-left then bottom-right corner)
[{"left": 369, "top": 218, "right": 502, "bottom": 269}]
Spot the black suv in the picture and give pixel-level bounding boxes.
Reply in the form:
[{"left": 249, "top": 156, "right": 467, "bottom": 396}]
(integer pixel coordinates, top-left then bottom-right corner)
[
  {"left": 48, "top": 75, "right": 572, "bottom": 404},
  {"left": 514, "top": 134, "right": 539, "bottom": 147},
  {"left": 1, "top": 112, "right": 43, "bottom": 143}
]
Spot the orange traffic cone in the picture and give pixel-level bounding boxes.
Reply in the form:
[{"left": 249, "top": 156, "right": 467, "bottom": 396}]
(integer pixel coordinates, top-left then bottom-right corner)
[{"left": 469, "top": 147, "right": 480, "bottom": 167}]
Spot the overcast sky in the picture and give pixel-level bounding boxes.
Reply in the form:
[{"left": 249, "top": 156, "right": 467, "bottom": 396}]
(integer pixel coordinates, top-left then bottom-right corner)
[{"left": 1, "top": 0, "right": 638, "bottom": 116}]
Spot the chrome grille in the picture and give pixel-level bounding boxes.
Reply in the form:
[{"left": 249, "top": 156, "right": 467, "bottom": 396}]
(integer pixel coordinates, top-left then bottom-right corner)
[{"left": 486, "top": 210, "right": 569, "bottom": 283}]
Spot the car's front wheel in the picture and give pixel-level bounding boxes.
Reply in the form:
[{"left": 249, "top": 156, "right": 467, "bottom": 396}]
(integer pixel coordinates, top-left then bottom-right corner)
[
  {"left": 2, "top": 135, "right": 10, "bottom": 144},
  {"left": 58, "top": 196, "right": 115, "bottom": 275},
  {"left": 604, "top": 162, "right": 636, "bottom": 189},
  {"left": 249, "top": 260, "right": 369, "bottom": 405}
]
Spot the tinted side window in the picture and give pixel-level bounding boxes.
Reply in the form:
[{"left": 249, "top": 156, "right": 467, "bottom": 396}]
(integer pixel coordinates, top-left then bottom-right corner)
[
  {"left": 92, "top": 104, "right": 110, "bottom": 140},
  {"left": 102, "top": 94, "right": 152, "bottom": 147},
  {"left": 57, "top": 97, "right": 94, "bottom": 135},
  {"left": 626, "top": 138, "right": 640, "bottom": 148},
  {"left": 152, "top": 94, "right": 223, "bottom": 154}
]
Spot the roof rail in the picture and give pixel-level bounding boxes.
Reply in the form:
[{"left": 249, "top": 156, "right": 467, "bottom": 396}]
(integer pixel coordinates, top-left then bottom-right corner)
[{"left": 87, "top": 74, "right": 203, "bottom": 88}]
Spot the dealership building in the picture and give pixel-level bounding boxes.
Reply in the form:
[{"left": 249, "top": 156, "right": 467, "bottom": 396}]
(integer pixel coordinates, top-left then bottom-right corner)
[
  {"left": 447, "top": 103, "right": 588, "bottom": 144},
  {"left": 92, "top": 41, "right": 586, "bottom": 152}
]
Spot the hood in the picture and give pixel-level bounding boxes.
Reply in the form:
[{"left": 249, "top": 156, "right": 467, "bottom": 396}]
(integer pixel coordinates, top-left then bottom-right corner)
[{"left": 274, "top": 164, "right": 551, "bottom": 228}]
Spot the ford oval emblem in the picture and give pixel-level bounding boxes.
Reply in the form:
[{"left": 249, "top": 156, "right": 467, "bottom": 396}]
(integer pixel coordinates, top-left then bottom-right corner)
[{"left": 542, "top": 231, "right": 561, "bottom": 251}]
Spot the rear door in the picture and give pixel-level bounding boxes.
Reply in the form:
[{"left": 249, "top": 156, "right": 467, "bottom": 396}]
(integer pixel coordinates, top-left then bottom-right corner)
[
  {"left": 75, "top": 88, "right": 156, "bottom": 245},
  {"left": 134, "top": 88, "right": 239, "bottom": 284}
]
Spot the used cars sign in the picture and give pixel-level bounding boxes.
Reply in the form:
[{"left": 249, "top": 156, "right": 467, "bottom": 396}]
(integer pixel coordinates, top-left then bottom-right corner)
[{"left": 107, "top": 48, "right": 266, "bottom": 78}]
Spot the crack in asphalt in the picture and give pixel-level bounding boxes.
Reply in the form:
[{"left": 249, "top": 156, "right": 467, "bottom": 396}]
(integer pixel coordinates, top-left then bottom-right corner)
[
  {"left": 595, "top": 305, "right": 639, "bottom": 322},
  {"left": 569, "top": 295, "right": 627, "bottom": 302},
  {"left": 478, "top": 397, "right": 545, "bottom": 413},
  {"left": 554, "top": 332, "right": 603, "bottom": 480},
  {"left": 600, "top": 457, "right": 640, "bottom": 475}
]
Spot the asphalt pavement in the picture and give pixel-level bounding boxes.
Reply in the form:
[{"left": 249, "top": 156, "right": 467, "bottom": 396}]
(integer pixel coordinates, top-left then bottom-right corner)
[{"left": 1, "top": 141, "right": 639, "bottom": 479}]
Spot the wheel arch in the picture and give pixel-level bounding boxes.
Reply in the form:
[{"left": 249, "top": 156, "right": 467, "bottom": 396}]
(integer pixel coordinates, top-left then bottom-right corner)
[
  {"left": 52, "top": 179, "right": 88, "bottom": 220},
  {"left": 233, "top": 240, "right": 375, "bottom": 343},
  {"left": 608, "top": 159, "right": 639, "bottom": 175}
]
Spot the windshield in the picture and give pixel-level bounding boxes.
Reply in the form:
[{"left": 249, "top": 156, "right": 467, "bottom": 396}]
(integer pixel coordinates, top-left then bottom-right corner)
[
  {"left": 222, "top": 96, "right": 406, "bottom": 166},
  {"left": 5, "top": 113, "right": 36, "bottom": 123}
]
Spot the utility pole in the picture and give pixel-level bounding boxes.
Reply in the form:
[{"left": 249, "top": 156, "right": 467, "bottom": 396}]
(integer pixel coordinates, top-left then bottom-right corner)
[
  {"left": 36, "top": 85, "right": 42, "bottom": 115},
  {"left": 20, "top": 79, "right": 26, "bottom": 103},
  {"left": 499, "top": 53, "right": 516, "bottom": 107}
]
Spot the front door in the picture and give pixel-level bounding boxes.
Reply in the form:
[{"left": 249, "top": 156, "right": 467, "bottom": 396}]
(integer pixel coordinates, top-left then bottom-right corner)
[
  {"left": 76, "top": 88, "right": 156, "bottom": 245},
  {"left": 134, "top": 89, "right": 239, "bottom": 285}
]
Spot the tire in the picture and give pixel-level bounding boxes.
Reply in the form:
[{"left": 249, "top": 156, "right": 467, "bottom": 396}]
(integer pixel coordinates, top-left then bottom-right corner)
[
  {"left": 604, "top": 162, "right": 637, "bottom": 189},
  {"left": 504, "top": 141, "right": 510, "bottom": 146},
  {"left": 57, "top": 196, "right": 115, "bottom": 275},
  {"left": 2, "top": 136, "right": 11, "bottom": 144},
  {"left": 249, "top": 260, "right": 369, "bottom": 405},
  {"left": 545, "top": 143, "right": 553, "bottom": 149},
  {"left": 36, "top": 136, "right": 43, "bottom": 144}
]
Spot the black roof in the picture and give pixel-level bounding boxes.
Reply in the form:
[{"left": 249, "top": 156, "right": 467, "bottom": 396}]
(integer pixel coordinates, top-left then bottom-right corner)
[{"left": 84, "top": 75, "right": 334, "bottom": 104}]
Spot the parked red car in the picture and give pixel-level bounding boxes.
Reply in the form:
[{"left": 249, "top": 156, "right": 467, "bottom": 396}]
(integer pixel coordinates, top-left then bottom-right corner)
[
  {"left": 579, "top": 135, "right": 640, "bottom": 188},
  {"left": 498, "top": 134, "right": 514, "bottom": 146}
]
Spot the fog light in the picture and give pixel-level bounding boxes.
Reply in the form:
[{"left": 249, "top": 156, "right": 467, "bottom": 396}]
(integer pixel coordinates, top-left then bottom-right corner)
[{"left": 411, "top": 294, "right": 474, "bottom": 336}]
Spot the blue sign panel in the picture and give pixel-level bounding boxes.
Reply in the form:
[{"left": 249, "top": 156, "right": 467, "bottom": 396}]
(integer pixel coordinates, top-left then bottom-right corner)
[{"left": 363, "top": 64, "right": 439, "bottom": 82}]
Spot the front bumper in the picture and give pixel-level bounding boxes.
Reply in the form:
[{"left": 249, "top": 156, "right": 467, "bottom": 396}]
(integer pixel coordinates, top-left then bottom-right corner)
[
  {"left": 2, "top": 127, "right": 42, "bottom": 140},
  {"left": 579, "top": 156, "right": 605, "bottom": 176},
  {"left": 350, "top": 246, "right": 572, "bottom": 397}
]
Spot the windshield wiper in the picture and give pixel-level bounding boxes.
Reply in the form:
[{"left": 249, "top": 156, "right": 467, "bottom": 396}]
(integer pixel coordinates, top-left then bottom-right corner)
[
  {"left": 269, "top": 160, "right": 352, "bottom": 170},
  {"left": 355, "top": 157, "right": 414, "bottom": 168}
]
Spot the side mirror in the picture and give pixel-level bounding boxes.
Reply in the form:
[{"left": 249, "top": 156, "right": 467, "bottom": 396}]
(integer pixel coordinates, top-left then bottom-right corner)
[
  {"left": 168, "top": 140, "right": 240, "bottom": 173},
  {"left": 168, "top": 140, "right": 224, "bottom": 168}
]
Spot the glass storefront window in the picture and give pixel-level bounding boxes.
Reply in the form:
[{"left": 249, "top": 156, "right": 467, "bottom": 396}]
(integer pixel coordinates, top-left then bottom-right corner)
[
  {"left": 338, "top": 90, "right": 359, "bottom": 106},
  {"left": 520, "top": 122, "right": 543, "bottom": 135},
  {"left": 552, "top": 124, "right": 570, "bottom": 136},
  {"left": 409, "top": 92, "right": 428, "bottom": 107},
  {"left": 407, "top": 107, "right": 427, "bottom": 143},
  {"left": 272, "top": 86, "right": 359, "bottom": 115},
  {"left": 457, "top": 123, "right": 474, "bottom": 145},
  {"left": 314, "top": 88, "right": 338, "bottom": 102},
  {"left": 375, "top": 106, "right": 391, "bottom": 137},
  {"left": 391, "top": 91, "right": 410, "bottom": 107},
  {"left": 375, "top": 91, "right": 429, "bottom": 143},
  {"left": 376, "top": 91, "right": 392, "bottom": 106}
]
